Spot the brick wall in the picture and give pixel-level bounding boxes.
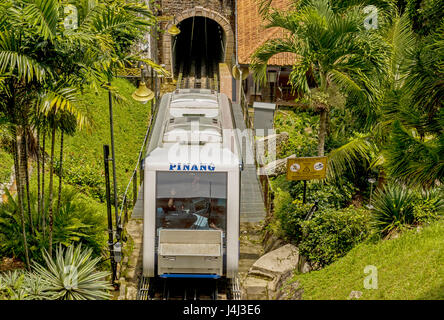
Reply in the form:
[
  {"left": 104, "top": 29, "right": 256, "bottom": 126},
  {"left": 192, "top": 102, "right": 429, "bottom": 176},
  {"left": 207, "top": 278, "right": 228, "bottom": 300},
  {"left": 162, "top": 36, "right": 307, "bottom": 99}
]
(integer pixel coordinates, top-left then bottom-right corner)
[{"left": 155, "top": 0, "right": 235, "bottom": 75}]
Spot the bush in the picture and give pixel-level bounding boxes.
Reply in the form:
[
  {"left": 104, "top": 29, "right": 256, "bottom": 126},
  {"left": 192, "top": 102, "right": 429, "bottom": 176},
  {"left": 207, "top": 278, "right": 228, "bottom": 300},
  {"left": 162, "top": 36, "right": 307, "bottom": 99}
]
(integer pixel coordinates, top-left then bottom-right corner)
[
  {"left": 412, "top": 188, "right": 444, "bottom": 223},
  {"left": 271, "top": 175, "right": 357, "bottom": 210},
  {"left": 0, "top": 270, "right": 48, "bottom": 300},
  {"left": 272, "top": 188, "right": 312, "bottom": 243},
  {"left": 299, "top": 206, "right": 371, "bottom": 267},
  {"left": 0, "top": 186, "right": 107, "bottom": 264},
  {"left": 274, "top": 109, "right": 318, "bottom": 159},
  {"left": 371, "top": 184, "right": 443, "bottom": 237},
  {"left": 371, "top": 184, "right": 416, "bottom": 237}
]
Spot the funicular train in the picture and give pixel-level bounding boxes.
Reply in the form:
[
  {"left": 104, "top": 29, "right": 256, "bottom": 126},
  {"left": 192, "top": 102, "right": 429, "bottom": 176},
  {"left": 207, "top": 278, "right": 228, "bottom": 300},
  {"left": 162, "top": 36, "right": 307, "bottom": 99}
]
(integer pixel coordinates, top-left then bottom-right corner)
[{"left": 141, "top": 89, "right": 241, "bottom": 295}]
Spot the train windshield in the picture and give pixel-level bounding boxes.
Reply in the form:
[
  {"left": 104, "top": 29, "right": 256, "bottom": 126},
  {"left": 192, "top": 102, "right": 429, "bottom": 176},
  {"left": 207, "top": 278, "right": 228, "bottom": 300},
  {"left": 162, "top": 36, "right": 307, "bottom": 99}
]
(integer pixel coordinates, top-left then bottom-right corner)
[{"left": 155, "top": 172, "right": 227, "bottom": 232}]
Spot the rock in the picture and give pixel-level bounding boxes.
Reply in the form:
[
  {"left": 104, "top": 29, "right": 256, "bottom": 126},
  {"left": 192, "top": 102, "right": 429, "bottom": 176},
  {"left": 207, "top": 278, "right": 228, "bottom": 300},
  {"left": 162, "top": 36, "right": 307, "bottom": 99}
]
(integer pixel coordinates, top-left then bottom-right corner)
[
  {"left": 245, "top": 244, "right": 300, "bottom": 299},
  {"left": 250, "top": 244, "right": 299, "bottom": 279},
  {"left": 126, "top": 285, "right": 138, "bottom": 300},
  {"left": 117, "top": 282, "right": 126, "bottom": 300},
  {"left": 348, "top": 291, "right": 363, "bottom": 300},
  {"left": 275, "top": 271, "right": 302, "bottom": 300},
  {"left": 263, "top": 234, "right": 285, "bottom": 254},
  {"left": 301, "top": 261, "right": 312, "bottom": 274},
  {"left": 242, "top": 276, "right": 270, "bottom": 300},
  {"left": 261, "top": 154, "right": 296, "bottom": 176}
]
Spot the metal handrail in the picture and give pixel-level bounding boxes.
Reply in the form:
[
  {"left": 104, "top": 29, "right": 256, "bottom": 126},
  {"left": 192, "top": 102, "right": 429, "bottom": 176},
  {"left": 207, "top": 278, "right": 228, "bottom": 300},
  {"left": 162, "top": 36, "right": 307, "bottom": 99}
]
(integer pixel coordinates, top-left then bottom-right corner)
[{"left": 238, "top": 86, "right": 274, "bottom": 216}]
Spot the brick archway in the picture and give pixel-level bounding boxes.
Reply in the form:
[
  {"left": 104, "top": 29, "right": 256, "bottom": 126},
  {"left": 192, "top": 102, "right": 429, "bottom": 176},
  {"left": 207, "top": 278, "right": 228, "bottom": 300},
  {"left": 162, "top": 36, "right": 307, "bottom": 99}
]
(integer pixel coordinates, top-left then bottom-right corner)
[{"left": 162, "top": 6, "right": 235, "bottom": 78}]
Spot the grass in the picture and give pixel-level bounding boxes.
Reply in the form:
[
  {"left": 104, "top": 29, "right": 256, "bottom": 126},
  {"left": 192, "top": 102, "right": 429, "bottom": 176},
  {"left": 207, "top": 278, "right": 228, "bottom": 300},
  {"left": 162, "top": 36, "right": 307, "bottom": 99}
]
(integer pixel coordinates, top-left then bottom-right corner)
[
  {"left": 48, "top": 78, "right": 151, "bottom": 201},
  {"left": 291, "top": 219, "right": 444, "bottom": 300}
]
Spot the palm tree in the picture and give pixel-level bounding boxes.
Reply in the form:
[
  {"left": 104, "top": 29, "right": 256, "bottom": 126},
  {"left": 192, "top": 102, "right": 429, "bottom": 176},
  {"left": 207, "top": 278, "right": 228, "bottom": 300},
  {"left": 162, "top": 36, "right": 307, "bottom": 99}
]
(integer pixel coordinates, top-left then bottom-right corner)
[
  {"left": 0, "top": 0, "right": 164, "bottom": 261},
  {"left": 381, "top": 22, "right": 444, "bottom": 188},
  {"left": 251, "top": 0, "right": 386, "bottom": 156}
]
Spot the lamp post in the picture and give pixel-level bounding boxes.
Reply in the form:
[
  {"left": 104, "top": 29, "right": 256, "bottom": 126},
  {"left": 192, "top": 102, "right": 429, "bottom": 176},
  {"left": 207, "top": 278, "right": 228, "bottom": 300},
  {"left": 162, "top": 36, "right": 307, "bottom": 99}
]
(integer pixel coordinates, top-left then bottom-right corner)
[
  {"left": 132, "top": 64, "right": 155, "bottom": 103},
  {"left": 367, "top": 178, "right": 376, "bottom": 209},
  {"left": 107, "top": 80, "right": 120, "bottom": 240}
]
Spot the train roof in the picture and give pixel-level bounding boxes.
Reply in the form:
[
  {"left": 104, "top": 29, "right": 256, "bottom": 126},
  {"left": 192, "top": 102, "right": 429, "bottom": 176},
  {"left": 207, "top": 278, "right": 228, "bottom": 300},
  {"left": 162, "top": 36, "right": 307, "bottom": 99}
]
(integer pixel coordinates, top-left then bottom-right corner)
[{"left": 145, "top": 89, "right": 241, "bottom": 171}]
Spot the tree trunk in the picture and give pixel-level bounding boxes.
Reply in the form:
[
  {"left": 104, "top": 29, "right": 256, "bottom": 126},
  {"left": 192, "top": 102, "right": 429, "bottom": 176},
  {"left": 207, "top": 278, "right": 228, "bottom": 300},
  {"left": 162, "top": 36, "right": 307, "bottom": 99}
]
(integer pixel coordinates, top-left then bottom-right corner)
[
  {"left": 13, "top": 133, "right": 31, "bottom": 269},
  {"left": 56, "top": 131, "right": 63, "bottom": 214},
  {"left": 21, "top": 130, "right": 34, "bottom": 234},
  {"left": 317, "top": 108, "right": 328, "bottom": 156},
  {"left": 48, "top": 125, "right": 56, "bottom": 257},
  {"left": 36, "top": 124, "right": 41, "bottom": 230},
  {"left": 41, "top": 132, "right": 46, "bottom": 239}
]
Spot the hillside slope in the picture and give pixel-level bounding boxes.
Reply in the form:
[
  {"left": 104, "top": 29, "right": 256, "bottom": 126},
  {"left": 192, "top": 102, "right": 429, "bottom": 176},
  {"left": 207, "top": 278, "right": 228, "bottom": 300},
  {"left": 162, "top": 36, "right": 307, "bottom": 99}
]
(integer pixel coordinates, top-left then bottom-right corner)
[
  {"left": 291, "top": 220, "right": 444, "bottom": 300},
  {"left": 53, "top": 78, "right": 151, "bottom": 201}
]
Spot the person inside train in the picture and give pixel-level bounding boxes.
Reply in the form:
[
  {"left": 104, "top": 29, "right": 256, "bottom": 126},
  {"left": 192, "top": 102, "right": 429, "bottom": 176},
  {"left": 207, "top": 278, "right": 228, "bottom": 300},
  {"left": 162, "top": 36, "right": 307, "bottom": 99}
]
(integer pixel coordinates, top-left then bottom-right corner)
[{"left": 164, "top": 188, "right": 185, "bottom": 213}]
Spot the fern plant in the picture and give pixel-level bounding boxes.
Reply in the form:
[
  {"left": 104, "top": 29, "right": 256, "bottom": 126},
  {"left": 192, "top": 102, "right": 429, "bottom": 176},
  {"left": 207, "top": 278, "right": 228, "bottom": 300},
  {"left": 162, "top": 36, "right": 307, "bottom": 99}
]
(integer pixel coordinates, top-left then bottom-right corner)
[{"left": 32, "top": 244, "right": 112, "bottom": 300}]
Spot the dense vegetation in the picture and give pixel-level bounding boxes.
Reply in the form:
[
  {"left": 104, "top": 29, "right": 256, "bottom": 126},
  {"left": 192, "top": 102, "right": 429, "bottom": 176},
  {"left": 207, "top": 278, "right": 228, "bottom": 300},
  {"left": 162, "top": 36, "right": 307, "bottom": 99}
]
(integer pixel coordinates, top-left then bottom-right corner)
[
  {"left": 253, "top": 0, "right": 443, "bottom": 297},
  {"left": 0, "top": 0, "right": 163, "bottom": 300}
]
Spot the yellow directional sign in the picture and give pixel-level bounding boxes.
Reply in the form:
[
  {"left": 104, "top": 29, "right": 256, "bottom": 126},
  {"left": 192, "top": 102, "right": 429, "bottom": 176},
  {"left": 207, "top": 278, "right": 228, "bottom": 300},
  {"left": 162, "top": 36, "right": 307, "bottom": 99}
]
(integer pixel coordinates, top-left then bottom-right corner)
[{"left": 286, "top": 156, "right": 327, "bottom": 180}]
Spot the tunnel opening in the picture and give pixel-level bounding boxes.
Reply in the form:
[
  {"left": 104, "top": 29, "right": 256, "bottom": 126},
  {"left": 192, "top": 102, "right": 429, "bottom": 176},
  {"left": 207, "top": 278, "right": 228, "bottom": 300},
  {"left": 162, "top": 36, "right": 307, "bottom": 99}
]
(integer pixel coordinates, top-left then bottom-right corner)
[{"left": 173, "top": 16, "right": 225, "bottom": 87}]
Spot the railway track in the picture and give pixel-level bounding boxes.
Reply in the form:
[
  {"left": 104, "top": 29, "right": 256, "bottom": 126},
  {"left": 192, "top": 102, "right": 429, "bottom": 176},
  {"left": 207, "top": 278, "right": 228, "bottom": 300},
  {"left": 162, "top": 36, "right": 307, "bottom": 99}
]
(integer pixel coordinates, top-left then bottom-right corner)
[
  {"left": 176, "top": 57, "right": 219, "bottom": 91},
  {"left": 137, "top": 276, "right": 241, "bottom": 300}
]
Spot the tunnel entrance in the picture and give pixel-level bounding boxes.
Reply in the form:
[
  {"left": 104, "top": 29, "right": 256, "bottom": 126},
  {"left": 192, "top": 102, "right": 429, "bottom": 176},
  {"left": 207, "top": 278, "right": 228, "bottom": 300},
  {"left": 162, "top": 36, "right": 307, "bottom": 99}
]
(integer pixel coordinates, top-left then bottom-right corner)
[{"left": 173, "top": 16, "right": 225, "bottom": 89}]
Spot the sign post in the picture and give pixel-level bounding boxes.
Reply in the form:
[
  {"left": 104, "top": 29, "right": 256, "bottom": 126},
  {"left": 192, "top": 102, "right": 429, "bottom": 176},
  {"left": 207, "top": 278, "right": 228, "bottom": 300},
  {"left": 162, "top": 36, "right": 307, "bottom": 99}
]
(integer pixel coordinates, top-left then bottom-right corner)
[{"left": 286, "top": 156, "right": 327, "bottom": 203}]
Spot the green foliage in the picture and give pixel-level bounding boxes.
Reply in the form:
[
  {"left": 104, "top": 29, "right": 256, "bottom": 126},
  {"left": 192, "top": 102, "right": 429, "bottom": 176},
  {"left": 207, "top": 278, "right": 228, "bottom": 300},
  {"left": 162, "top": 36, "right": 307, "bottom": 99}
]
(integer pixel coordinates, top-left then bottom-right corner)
[
  {"left": 272, "top": 188, "right": 313, "bottom": 242},
  {"left": 371, "top": 183, "right": 416, "bottom": 236},
  {"left": 271, "top": 175, "right": 357, "bottom": 210},
  {"left": 412, "top": 188, "right": 444, "bottom": 223},
  {"left": 292, "top": 219, "right": 444, "bottom": 299},
  {"left": 0, "top": 186, "right": 107, "bottom": 264},
  {"left": 0, "top": 146, "right": 13, "bottom": 183},
  {"left": 299, "top": 206, "right": 371, "bottom": 267},
  {"left": 406, "top": 0, "right": 444, "bottom": 35},
  {"left": 32, "top": 244, "right": 112, "bottom": 300},
  {"left": 0, "top": 270, "right": 48, "bottom": 300},
  {"left": 274, "top": 109, "right": 319, "bottom": 158},
  {"left": 54, "top": 78, "right": 150, "bottom": 203}
]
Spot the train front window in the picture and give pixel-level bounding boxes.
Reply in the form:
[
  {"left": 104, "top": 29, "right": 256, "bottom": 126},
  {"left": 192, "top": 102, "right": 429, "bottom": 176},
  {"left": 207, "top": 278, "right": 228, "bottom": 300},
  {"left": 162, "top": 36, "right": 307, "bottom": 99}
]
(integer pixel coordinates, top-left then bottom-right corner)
[{"left": 156, "top": 172, "right": 227, "bottom": 232}]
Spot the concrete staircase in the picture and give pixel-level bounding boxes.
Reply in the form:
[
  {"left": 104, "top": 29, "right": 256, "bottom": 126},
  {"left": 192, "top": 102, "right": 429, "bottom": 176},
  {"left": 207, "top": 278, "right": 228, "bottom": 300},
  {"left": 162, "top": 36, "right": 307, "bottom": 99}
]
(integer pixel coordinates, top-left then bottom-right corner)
[{"left": 231, "top": 102, "right": 266, "bottom": 223}]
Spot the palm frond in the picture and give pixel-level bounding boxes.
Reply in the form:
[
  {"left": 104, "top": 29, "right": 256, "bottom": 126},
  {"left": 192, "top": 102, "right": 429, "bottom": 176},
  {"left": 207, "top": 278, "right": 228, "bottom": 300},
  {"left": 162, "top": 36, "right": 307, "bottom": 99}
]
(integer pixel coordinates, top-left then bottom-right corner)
[
  {"left": 384, "top": 121, "right": 444, "bottom": 189},
  {"left": 22, "top": 0, "right": 59, "bottom": 41},
  {"left": 327, "top": 134, "right": 374, "bottom": 180},
  {"left": 38, "top": 85, "right": 90, "bottom": 131},
  {"left": 0, "top": 31, "right": 48, "bottom": 82}
]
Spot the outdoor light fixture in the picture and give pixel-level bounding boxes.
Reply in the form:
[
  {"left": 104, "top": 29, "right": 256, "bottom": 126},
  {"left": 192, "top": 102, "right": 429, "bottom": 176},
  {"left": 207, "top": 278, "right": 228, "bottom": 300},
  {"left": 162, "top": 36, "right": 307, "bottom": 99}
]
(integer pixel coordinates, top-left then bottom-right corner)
[
  {"left": 232, "top": 65, "right": 249, "bottom": 80},
  {"left": 168, "top": 17, "right": 180, "bottom": 36},
  {"left": 366, "top": 177, "right": 377, "bottom": 210},
  {"left": 132, "top": 65, "right": 154, "bottom": 103},
  {"left": 113, "top": 241, "right": 122, "bottom": 263}
]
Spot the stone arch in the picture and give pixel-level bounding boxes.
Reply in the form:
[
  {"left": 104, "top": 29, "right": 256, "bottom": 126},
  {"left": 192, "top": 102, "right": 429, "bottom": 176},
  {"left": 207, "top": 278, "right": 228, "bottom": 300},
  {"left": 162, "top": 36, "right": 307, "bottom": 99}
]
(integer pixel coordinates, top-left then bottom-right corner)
[{"left": 162, "top": 6, "right": 235, "bottom": 78}]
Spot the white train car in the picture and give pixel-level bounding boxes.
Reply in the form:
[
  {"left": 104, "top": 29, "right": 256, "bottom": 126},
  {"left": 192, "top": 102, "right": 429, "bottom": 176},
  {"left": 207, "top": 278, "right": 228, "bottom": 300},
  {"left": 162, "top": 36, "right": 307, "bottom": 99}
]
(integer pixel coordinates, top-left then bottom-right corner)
[{"left": 142, "top": 88, "right": 241, "bottom": 280}]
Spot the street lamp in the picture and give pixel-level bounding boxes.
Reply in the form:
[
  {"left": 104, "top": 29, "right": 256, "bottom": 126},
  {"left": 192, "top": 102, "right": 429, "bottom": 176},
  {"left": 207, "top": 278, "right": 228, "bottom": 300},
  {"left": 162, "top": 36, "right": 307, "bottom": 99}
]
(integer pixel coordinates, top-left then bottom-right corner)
[
  {"left": 167, "top": 17, "right": 180, "bottom": 36},
  {"left": 132, "top": 65, "right": 155, "bottom": 104},
  {"left": 366, "top": 178, "right": 376, "bottom": 209}
]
